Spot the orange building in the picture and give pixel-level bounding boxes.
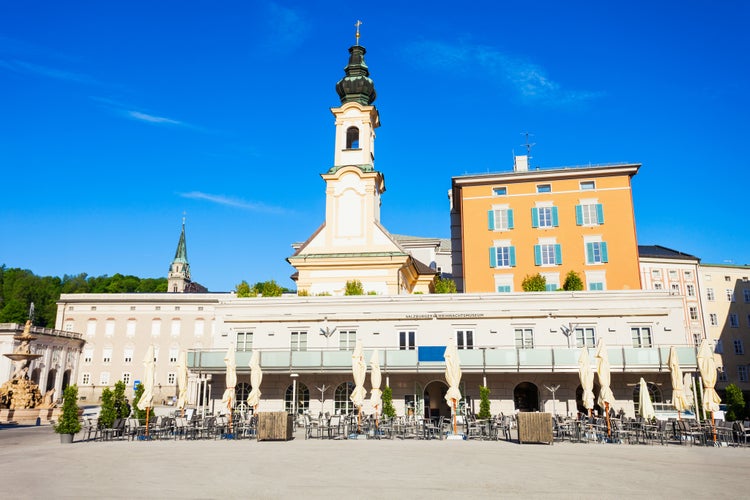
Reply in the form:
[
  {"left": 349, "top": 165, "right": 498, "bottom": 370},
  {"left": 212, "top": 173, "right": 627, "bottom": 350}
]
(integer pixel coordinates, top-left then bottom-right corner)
[{"left": 450, "top": 160, "right": 642, "bottom": 293}]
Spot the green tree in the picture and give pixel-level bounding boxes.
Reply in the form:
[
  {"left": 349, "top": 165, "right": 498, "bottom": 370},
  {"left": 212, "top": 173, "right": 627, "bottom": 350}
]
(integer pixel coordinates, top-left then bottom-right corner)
[
  {"left": 255, "top": 280, "right": 283, "bottom": 297},
  {"left": 235, "top": 280, "right": 255, "bottom": 297},
  {"left": 344, "top": 279, "right": 365, "bottom": 296},
  {"left": 562, "top": 270, "right": 584, "bottom": 291},
  {"left": 434, "top": 277, "right": 457, "bottom": 294},
  {"left": 113, "top": 380, "right": 130, "bottom": 419},
  {"left": 725, "top": 383, "right": 746, "bottom": 421},
  {"left": 478, "top": 386, "right": 492, "bottom": 419},
  {"left": 381, "top": 386, "right": 396, "bottom": 418},
  {"left": 521, "top": 273, "right": 547, "bottom": 292},
  {"left": 55, "top": 385, "right": 82, "bottom": 435},
  {"left": 98, "top": 387, "right": 116, "bottom": 428}
]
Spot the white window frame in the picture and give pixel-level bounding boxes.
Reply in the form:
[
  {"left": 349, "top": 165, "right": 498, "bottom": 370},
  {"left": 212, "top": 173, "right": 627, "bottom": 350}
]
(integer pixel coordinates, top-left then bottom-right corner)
[
  {"left": 456, "top": 330, "right": 474, "bottom": 350},
  {"left": 730, "top": 314, "right": 740, "bottom": 328},
  {"left": 126, "top": 319, "right": 136, "bottom": 338},
  {"left": 339, "top": 330, "right": 357, "bottom": 350},
  {"left": 100, "top": 372, "right": 110, "bottom": 386},
  {"left": 81, "top": 373, "right": 91, "bottom": 385},
  {"left": 733, "top": 339, "right": 744, "bottom": 355},
  {"left": 151, "top": 319, "right": 161, "bottom": 337},
  {"left": 686, "top": 284, "right": 695, "bottom": 297},
  {"left": 631, "top": 326, "right": 653, "bottom": 348},
  {"left": 102, "top": 348, "right": 112, "bottom": 364},
  {"left": 706, "top": 288, "right": 715, "bottom": 301},
  {"left": 399, "top": 331, "right": 415, "bottom": 350},
  {"left": 575, "top": 327, "right": 596, "bottom": 348},
  {"left": 740, "top": 366, "right": 749, "bottom": 383},
  {"left": 122, "top": 372, "right": 131, "bottom": 386},
  {"left": 689, "top": 307, "right": 698, "bottom": 321},
  {"left": 514, "top": 328, "right": 534, "bottom": 349},
  {"left": 83, "top": 348, "right": 93, "bottom": 364},
  {"left": 709, "top": 313, "right": 718, "bottom": 326},
  {"left": 167, "top": 372, "right": 176, "bottom": 385},
  {"left": 291, "top": 331, "right": 307, "bottom": 352}
]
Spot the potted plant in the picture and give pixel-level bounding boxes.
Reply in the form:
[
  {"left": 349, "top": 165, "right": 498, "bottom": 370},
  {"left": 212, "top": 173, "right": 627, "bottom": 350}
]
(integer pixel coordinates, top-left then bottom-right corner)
[{"left": 55, "top": 385, "right": 81, "bottom": 443}]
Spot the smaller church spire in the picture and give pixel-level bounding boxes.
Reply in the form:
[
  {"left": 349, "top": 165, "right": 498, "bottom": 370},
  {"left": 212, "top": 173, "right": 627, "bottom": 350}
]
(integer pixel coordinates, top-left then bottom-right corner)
[
  {"left": 335, "top": 28, "right": 377, "bottom": 106},
  {"left": 168, "top": 219, "right": 191, "bottom": 293},
  {"left": 173, "top": 220, "right": 188, "bottom": 264}
]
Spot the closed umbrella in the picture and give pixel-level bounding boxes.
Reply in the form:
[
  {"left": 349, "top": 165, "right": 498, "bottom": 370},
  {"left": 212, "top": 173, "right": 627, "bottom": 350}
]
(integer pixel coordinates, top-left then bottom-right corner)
[
  {"left": 137, "top": 345, "right": 155, "bottom": 436},
  {"left": 595, "top": 339, "right": 614, "bottom": 436},
  {"left": 350, "top": 339, "right": 367, "bottom": 433},
  {"left": 697, "top": 339, "right": 721, "bottom": 443},
  {"left": 176, "top": 350, "right": 188, "bottom": 417},
  {"left": 578, "top": 346, "right": 595, "bottom": 417},
  {"left": 246, "top": 350, "right": 262, "bottom": 413},
  {"left": 222, "top": 344, "right": 237, "bottom": 435},
  {"left": 668, "top": 346, "right": 690, "bottom": 418},
  {"left": 444, "top": 340, "right": 462, "bottom": 436},
  {"left": 369, "top": 349, "right": 382, "bottom": 429},
  {"left": 638, "top": 377, "right": 656, "bottom": 420}
]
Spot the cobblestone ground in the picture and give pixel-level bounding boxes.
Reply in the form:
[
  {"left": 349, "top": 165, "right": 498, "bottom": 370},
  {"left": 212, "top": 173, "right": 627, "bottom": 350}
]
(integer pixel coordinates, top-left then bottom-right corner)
[{"left": 0, "top": 425, "right": 743, "bottom": 499}]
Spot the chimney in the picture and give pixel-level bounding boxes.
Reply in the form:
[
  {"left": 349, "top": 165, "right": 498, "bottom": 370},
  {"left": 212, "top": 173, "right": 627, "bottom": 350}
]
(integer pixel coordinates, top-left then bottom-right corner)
[{"left": 514, "top": 155, "right": 529, "bottom": 172}]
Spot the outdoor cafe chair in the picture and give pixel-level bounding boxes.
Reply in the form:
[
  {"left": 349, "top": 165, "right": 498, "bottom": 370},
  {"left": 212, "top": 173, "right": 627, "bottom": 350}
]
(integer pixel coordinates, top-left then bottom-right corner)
[
  {"left": 733, "top": 421, "right": 750, "bottom": 446},
  {"left": 82, "top": 417, "right": 101, "bottom": 442}
]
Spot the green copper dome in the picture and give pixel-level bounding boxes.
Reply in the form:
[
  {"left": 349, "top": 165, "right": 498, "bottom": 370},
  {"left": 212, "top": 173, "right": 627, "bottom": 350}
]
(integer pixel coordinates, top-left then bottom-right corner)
[{"left": 335, "top": 45, "right": 377, "bottom": 106}]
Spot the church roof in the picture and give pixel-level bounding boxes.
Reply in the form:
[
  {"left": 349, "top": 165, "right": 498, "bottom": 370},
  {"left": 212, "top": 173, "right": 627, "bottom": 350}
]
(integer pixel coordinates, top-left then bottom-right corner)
[
  {"left": 638, "top": 245, "right": 700, "bottom": 261},
  {"left": 173, "top": 223, "right": 188, "bottom": 264}
]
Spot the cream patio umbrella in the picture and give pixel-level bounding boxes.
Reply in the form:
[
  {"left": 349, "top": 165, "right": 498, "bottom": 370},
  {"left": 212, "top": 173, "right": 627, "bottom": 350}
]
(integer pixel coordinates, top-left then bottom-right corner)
[
  {"left": 577, "top": 346, "right": 595, "bottom": 419},
  {"left": 176, "top": 350, "right": 188, "bottom": 417},
  {"left": 444, "top": 340, "right": 462, "bottom": 436},
  {"left": 369, "top": 349, "right": 382, "bottom": 430},
  {"left": 221, "top": 343, "right": 237, "bottom": 435},
  {"left": 246, "top": 350, "right": 262, "bottom": 413},
  {"left": 668, "top": 346, "right": 690, "bottom": 419},
  {"left": 595, "top": 339, "right": 615, "bottom": 437},
  {"left": 697, "top": 339, "right": 722, "bottom": 443},
  {"left": 638, "top": 377, "right": 656, "bottom": 420},
  {"left": 136, "top": 345, "right": 155, "bottom": 437},
  {"left": 350, "top": 339, "right": 367, "bottom": 434}
]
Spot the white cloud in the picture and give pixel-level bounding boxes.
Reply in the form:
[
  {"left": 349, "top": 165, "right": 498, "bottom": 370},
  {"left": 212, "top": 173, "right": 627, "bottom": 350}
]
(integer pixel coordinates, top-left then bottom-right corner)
[
  {"left": 127, "top": 111, "right": 183, "bottom": 125},
  {"left": 404, "top": 40, "right": 602, "bottom": 105},
  {"left": 179, "top": 191, "right": 289, "bottom": 214},
  {"left": 0, "top": 58, "right": 98, "bottom": 85}
]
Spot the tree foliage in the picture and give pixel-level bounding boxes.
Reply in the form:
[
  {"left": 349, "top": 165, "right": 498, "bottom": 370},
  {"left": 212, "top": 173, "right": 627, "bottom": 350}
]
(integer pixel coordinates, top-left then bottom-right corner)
[
  {"left": 98, "top": 387, "right": 116, "bottom": 428},
  {"left": 113, "top": 380, "right": 130, "bottom": 419},
  {"left": 725, "top": 383, "right": 746, "bottom": 421},
  {"left": 0, "top": 266, "right": 168, "bottom": 327},
  {"left": 433, "top": 277, "right": 457, "bottom": 294},
  {"left": 235, "top": 279, "right": 290, "bottom": 297},
  {"left": 344, "top": 279, "right": 365, "bottom": 296},
  {"left": 478, "top": 386, "right": 492, "bottom": 419},
  {"left": 562, "top": 270, "right": 584, "bottom": 291},
  {"left": 55, "top": 385, "right": 81, "bottom": 435},
  {"left": 521, "top": 273, "right": 547, "bottom": 292},
  {"left": 235, "top": 280, "right": 255, "bottom": 297},
  {"left": 381, "top": 386, "right": 396, "bottom": 418}
]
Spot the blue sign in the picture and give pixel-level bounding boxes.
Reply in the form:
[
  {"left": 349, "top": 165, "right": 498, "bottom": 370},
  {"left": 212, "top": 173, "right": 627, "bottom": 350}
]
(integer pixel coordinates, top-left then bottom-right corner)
[
  {"left": 134, "top": 380, "right": 141, "bottom": 390},
  {"left": 418, "top": 346, "right": 446, "bottom": 362}
]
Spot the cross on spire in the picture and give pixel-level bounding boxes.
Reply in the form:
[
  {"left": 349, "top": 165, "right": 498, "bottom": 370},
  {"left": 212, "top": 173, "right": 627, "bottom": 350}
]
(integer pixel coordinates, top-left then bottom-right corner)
[{"left": 355, "top": 20, "right": 362, "bottom": 45}]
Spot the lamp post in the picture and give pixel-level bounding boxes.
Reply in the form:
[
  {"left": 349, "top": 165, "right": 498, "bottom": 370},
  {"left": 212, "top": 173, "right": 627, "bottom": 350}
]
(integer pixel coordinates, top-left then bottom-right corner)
[
  {"left": 544, "top": 384, "right": 560, "bottom": 416},
  {"left": 290, "top": 373, "right": 299, "bottom": 418}
]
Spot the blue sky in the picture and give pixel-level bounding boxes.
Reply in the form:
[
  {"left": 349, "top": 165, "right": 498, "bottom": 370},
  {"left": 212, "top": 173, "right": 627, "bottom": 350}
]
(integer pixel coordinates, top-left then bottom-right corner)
[{"left": 1, "top": 1, "right": 748, "bottom": 291}]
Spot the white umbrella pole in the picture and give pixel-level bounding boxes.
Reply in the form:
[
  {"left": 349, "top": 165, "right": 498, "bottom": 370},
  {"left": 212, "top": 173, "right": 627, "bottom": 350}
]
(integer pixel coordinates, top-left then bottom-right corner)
[{"left": 453, "top": 399, "right": 457, "bottom": 435}]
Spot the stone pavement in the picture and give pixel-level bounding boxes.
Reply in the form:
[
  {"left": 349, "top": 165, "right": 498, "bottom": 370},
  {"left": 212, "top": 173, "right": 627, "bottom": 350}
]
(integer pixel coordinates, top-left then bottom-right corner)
[{"left": 0, "top": 425, "right": 744, "bottom": 499}]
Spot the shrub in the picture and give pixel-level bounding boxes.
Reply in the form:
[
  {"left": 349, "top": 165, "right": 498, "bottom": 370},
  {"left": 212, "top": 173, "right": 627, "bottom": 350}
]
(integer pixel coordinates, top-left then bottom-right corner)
[
  {"left": 55, "top": 385, "right": 81, "bottom": 435},
  {"left": 522, "top": 273, "right": 546, "bottom": 291},
  {"left": 381, "top": 386, "right": 396, "bottom": 418},
  {"left": 98, "top": 387, "right": 116, "bottom": 428},
  {"left": 434, "top": 277, "right": 457, "bottom": 294},
  {"left": 562, "top": 270, "right": 584, "bottom": 291},
  {"left": 344, "top": 280, "right": 364, "bottom": 295},
  {"left": 478, "top": 386, "right": 492, "bottom": 419},
  {"left": 725, "top": 383, "right": 746, "bottom": 421}
]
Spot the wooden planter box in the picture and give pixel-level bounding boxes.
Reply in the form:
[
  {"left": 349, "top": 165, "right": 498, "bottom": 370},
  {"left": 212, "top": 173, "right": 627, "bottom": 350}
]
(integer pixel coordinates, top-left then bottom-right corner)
[
  {"left": 257, "top": 412, "right": 294, "bottom": 441},
  {"left": 517, "top": 412, "right": 553, "bottom": 445}
]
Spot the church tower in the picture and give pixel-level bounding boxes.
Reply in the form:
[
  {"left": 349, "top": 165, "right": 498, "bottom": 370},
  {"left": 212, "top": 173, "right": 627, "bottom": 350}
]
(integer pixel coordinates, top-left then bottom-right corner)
[
  {"left": 288, "top": 30, "right": 436, "bottom": 296},
  {"left": 167, "top": 220, "right": 191, "bottom": 293}
]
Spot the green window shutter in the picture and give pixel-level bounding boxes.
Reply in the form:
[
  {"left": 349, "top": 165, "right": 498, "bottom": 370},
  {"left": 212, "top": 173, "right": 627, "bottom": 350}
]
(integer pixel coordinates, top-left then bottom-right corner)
[
  {"left": 507, "top": 209, "right": 514, "bottom": 229},
  {"left": 601, "top": 242, "right": 609, "bottom": 263},
  {"left": 596, "top": 204, "right": 604, "bottom": 224},
  {"left": 534, "top": 245, "right": 541, "bottom": 265},
  {"left": 575, "top": 205, "right": 583, "bottom": 225},
  {"left": 489, "top": 247, "right": 497, "bottom": 268},
  {"left": 552, "top": 207, "right": 559, "bottom": 227},
  {"left": 488, "top": 210, "right": 495, "bottom": 230},
  {"left": 554, "top": 244, "right": 562, "bottom": 265},
  {"left": 509, "top": 246, "right": 516, "bottom": 267},
  {"left": 531, "top": 207, "right": 539, "bottom": 228}
]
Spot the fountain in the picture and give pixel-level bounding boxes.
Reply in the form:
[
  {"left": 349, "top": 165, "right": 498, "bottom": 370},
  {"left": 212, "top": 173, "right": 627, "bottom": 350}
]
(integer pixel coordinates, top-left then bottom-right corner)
[{"left": 0, "top": 320, "right": 44, "bottom": 409}]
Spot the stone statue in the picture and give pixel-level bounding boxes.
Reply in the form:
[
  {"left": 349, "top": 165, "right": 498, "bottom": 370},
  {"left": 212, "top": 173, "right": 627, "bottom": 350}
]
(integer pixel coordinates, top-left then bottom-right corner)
[{"left": 38, "top": 389, "right": 56, "bottom": 409}]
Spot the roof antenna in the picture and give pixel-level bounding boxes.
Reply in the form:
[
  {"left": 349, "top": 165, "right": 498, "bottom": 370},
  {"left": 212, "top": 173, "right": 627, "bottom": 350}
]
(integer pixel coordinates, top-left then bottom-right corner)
[{"left": 521, "top": 131, "right": 535, "bottom": 158}]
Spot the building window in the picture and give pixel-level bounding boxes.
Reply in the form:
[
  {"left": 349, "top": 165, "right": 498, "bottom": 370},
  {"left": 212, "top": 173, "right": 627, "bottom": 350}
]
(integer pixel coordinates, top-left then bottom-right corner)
[
  {"left": 717, "top": 367, "right": 728, "bottom": 382},
  {"left": 155, "top": 306, "right": 161, "bottom": 311},
  {"left": 237, "top": 332, "right": 253, "bottom": 351},
  {"left": 169, "top": 349, "right": 178, "bottom": 364},
  {"left": 339, "top": 330, "right": 357, "bottom": 350},
  {"left": 730, "top": 314, "right": 740, "bottom": 328},
  {"left": 497, "top": 285, "right": 511, "bottom": 293},
  {"left": 171, "top": 319, "right": 181, "bottom": 337},
  {"left": 151, "top": 319, "right": 161, "bottom": 337},
  {"left": 457, "top": 330, "right": 474, "bottom": 350},
  {"left": 291, "top": 331, "right": 307, "bottom": 352},
  {"left": 585, "top": 241, "right": 609, "bottom": 264},
  {"left": 651, "top": 269, "right": 661, "bottom": 279},
  {"left": 709, "top": 313, "right": 718, "bottom": 326},
  {"left": 488, "top": 208, "right": 514, "bottom": 231},
  {"left": 493, "top": 187, "right": 507, "bottom": 196},
  {"left": 689, "top": 307, "right": 698, "bottom": 321},
  {"left": 334, "top": 382, "right": 355, "bottom": 414},
  {"left": 490, "top": 245, "right": 516, "bottom": 268},
  {"left": 670, "top": 283, "right": 680, "bottom": 295},
  {"left": 122, "top": 373, "right": 131, "bottom": 385},
  {"left": 346, "top": 126, "right": 360, "bottom": 149},
  {"left": 576, "top": 203, "right": 604, "bottom": 225},
  {"left": 105, "top": 319, "right": 115, "bottom": 337},
  {"left": 744, "top": 289, "right": 750, "bottom": 303},
  {"left": 102, "top": 348, "right": 112, "bottom": 364},
  {"left": 83, "top": 348, "right": 93, "bottom": 363},
  {"left": 86, "top": 319, "right": 96, "bottom": 337},
  {"left": 130, "top": 306, "right": 136, "bottom": 311},
  {"left": 631, "top": 327, "right": 653, "bottom": 348},
  {"left": 285, "top": 383, "right": 310, "bottom": 414},
  {"left": 575, "top": 327, "right": 596, "bottom": 348},
  {"left": 168, "top": 372, "right": 176, "bottom": 385},
  {"left": 653, "top": 283, "right": 663, "bottom": 290},
  {"left": 100, "top": 372, "right": 110, "bottom": 386},
  {"left": 198, "top": 306, "right": 203, "bottom": 311},
  {"left": 195, "top": 319, "right": 205, "bottom": 337},
  {"left": 399, "top": 331, "right": 415, "bottom": 350},
  {"left": 733, "top": 339, "right": 744, "bottom": 355},
  {"left": 706, "top": 288, "right": 715, "bottom": 301},
  {"left": 126, "top": 319, "right": 136, "bottom": 338},
  {"left": 739, "top": 366, "right": 749, "bottom": 383},
  {"left": 684, "top": 270, "right": 693, "bottom": 280},
  {"left": 81, "top": 373, "right": 90, "bottom": 385},
  {"left": 123, "top": 348, "right": 133, "bottom": 364},
  {"left": 686, "top": 284, "right": 695, "bottom": 297},
  {"left": 580, "top": 181, "right": 595, "bottom": 190},
  {"left": 715, "top": 340, "right": 723, "bottom": 354},
  {"left": 726, "top": 289, "right": 735, "bottom": 302},
  {"left": 514, "top": 328, "right": 534, "bottom": 349},
  {"left": 174, "top": 306, "right": 180, "bottom": 311},
  {"left": 532, "top": 206, "right": 558, "bottom": 228},
  {"left": 725, "top": 275, "right": 731, "bottom": 282},
  {"left": 535, "top": 243, "right": 562, "bottom": 266},
  {"left": 537, "top": 184, "right": 551, "bottom": 193}
]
